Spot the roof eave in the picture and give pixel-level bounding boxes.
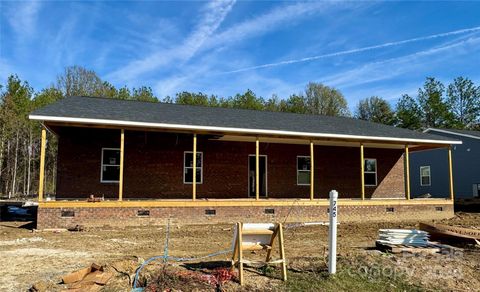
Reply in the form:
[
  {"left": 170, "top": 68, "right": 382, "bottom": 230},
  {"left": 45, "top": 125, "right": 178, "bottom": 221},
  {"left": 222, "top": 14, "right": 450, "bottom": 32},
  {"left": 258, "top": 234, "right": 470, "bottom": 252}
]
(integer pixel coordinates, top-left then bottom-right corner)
[
  {"left": 424, "top": 128, "right": 480, "bottom": 141},
  {"left": 29, "top": 115, "right": 462, "bottom": 146}
]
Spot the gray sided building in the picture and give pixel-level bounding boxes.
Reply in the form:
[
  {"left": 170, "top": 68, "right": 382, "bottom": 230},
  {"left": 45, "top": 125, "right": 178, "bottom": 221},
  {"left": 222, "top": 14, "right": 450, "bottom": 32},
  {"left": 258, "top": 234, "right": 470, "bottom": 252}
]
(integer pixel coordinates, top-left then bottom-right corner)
[{"left": 410, "top": 128, "right": 480, "bottom": 199}]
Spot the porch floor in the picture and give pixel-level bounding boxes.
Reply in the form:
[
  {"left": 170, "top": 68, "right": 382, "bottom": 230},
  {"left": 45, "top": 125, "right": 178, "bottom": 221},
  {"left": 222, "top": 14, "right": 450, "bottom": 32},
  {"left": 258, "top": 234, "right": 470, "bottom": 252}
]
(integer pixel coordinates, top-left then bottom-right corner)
[{"left": 38, "top": 197, "right": 453, "bottom": 208}]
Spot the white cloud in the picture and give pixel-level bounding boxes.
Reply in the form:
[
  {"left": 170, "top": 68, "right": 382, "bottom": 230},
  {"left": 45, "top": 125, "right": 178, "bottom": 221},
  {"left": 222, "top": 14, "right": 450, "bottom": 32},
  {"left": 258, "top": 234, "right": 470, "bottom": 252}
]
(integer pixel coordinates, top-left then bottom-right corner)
[
  {"left": 205, "top": 2, "right": 338, "bottom": 50},
  {"left": 152, "top": 1, "right": 362, "bottom": 97},
  {"left": 322, "top": 36, "right": 480, "bottom": 89},
  {"left": 106, "top": 0, "right": 236, "bottom": 83},
  {"left": 221, "top": 26, "right": 480, "bottom": 74},
  {"left": 7, "top": 0, "right": 42, "bottom": 37}
]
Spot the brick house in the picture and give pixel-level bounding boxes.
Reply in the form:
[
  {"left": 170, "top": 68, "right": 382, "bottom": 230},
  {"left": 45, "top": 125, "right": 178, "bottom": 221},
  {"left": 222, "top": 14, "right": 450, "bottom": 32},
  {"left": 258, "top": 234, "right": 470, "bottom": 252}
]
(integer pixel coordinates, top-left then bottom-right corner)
[{"left": 29, "top": 96, "right": 460, "bottom": 228}]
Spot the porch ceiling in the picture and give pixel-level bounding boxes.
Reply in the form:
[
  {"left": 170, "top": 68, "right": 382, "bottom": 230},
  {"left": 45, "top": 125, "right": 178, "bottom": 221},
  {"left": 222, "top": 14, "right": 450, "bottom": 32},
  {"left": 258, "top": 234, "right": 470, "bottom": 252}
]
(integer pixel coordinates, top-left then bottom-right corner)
[{"left": 43, "top": 121, "right": 451, "bottom": 151}]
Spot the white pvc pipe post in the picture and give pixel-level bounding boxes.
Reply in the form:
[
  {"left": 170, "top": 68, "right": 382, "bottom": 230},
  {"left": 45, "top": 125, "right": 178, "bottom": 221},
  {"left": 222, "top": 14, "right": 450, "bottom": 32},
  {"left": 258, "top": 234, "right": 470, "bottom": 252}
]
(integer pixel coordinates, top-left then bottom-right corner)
[{"left": 328, "top": 190, "right": 338, "bottom": 274}]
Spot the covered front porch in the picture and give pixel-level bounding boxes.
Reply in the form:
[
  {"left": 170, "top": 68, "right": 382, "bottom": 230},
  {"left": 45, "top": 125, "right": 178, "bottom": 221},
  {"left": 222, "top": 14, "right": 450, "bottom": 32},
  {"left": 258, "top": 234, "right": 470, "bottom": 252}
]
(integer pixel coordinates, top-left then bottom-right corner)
[{"left": 36, "top": 124, "right": 456, "bottom": 206}]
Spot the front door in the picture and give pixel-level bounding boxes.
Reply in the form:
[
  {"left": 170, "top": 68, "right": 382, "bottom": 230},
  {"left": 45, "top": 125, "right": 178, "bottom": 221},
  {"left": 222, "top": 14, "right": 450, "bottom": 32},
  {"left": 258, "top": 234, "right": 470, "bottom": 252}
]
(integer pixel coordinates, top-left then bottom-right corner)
[{"left": 248, "top": 155, "right": 267, "bottom": 197}]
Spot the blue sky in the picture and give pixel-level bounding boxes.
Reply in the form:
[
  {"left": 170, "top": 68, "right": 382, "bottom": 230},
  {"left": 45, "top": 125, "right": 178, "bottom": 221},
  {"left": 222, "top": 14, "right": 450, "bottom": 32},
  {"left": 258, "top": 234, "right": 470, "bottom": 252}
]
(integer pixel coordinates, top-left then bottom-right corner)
[{"left": 1, "top": 1, "right": 480, "bottom": 109}]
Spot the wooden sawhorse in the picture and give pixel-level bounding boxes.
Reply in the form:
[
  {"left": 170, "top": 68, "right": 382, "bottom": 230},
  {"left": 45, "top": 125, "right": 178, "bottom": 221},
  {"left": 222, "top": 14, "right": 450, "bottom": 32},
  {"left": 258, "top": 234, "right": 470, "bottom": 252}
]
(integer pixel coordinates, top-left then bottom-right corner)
[{"left": 231, "top": 222, "right": 287, "bottom": 285}]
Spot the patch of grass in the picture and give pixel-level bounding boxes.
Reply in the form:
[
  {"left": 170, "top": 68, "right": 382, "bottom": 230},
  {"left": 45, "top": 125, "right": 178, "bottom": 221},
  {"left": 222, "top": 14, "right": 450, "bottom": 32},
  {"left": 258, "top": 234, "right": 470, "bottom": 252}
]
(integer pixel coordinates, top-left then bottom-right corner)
[
  {"left": 260, "top": 264, "right": 275, "bottom": 276},
  {"left": 263, "top": 258, "right": 425, "bottom": 292},
  {"left": 284, "top": 269, "right": 423, "bottom": 292}
]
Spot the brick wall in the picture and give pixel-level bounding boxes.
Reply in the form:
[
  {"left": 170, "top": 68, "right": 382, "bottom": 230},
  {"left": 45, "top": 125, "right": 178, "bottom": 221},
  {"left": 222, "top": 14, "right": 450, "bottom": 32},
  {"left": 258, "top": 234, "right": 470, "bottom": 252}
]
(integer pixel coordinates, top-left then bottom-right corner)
[
  {"left": 37, "top": 203, "right": 454, "bottom": 229},
  {"left": 55, "top": 127, "right": 406, "bottom": 200}
]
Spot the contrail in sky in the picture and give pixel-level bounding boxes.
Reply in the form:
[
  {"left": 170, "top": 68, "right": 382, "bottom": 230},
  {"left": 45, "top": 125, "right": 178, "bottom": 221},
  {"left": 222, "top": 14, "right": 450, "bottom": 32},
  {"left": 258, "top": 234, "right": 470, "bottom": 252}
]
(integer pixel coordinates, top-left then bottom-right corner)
[{"left": 222, "top": 26, "right": 480, "bottom": 74}]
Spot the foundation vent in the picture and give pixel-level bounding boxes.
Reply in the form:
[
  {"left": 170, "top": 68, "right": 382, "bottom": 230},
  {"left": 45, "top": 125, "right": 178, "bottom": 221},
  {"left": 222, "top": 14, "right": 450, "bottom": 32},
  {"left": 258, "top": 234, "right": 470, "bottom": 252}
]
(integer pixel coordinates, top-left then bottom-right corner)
[
  {"left": 435, "top": 207, "right": 443, "bottom": 212},
  {"left": 264, "top": 208, "right": 275, "bottom": 214},
  {"left": 61, "top": 210, "right": 75, "bottom": 218},
  {"left": 205, "top": 209, "right": 216, "bottom": 216},
  {"left": 386, "top": 207, "right": 395, "bottom": 213},
  {"left": 137, "top": 210, "right": 150, "bottom": 217}
]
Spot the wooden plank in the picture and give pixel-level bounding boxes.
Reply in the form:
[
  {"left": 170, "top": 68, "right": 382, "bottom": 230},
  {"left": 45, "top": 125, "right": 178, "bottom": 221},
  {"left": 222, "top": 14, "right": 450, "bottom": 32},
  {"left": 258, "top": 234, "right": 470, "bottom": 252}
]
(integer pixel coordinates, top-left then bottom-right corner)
[
  {"left": 405, "top": 145, "right": 410, "bottom": 200},
  {"left": 278, "top": 223, "right": 287, "bottom": 281},
  {"left": 360, "top": 144, "right": 365, "bottom": 200},
  {"left": 193, "top": 133, "right": 197, "bottom": 201},
  {"left": 255, "top": 138, "right": 260, "bottom": 200},
  {"left": 242, "top": 229, "right": 274, "bottom": 235},
  {"left": 38, "top": 128, "right": 46, "bottom": 202},
  {"left": 37, "top": 198, "right": 454, "bottom": 208},
  {"left": 448, "top": 146, "right": 454, "bottom": 200},
  {"left": 242, "top": 244, "right": 272, "bottom": 251},
  {"left": 119, "top": 129, "right": 125, "bottom": 201},
  {"left": 237, "top": 222, "right": 244, "bottom": 285},
  {"left": 266, "top": 226, "right": 279, "bottom": 262},
  {"left": 376, "top": 242, "right": 440, "bottom": 254},
  {"left": 310, "top": 141, "right": 314, "bottom": 200}
]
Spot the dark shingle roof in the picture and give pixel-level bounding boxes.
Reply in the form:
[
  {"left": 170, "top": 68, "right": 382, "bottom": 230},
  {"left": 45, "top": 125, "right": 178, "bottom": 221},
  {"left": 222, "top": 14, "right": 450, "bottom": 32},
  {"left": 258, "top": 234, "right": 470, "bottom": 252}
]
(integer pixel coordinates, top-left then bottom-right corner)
[
  {"left": 427, "top": 128, "right": 480, "bottom": 139},
  {"left": 30, "top": 96, "right": 459, "bottom": 144}
]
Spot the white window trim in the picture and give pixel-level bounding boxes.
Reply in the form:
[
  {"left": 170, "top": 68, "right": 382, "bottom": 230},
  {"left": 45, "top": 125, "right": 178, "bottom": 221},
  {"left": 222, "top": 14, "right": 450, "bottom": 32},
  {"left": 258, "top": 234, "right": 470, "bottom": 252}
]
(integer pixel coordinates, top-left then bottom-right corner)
[
  {"left": 296, "top": 155, "right": 311, "bottom": 186},
  {"left": 183, "top": 151, "right": 203, "bottom": 184},
  {"left": 420, "top": 166, "right": 431, "bottom": 186},
  {"left": 100, "top": 147, "right": 120, "bottom": 183},
  {"left": 247, "top": 154, "right": 268, "bottom": 197},
  {"left": 364, "top": 158, "right": 377, "bottom": 187},
  {"left": 474, "top": 183, "right": 480, "bottom": 198}
]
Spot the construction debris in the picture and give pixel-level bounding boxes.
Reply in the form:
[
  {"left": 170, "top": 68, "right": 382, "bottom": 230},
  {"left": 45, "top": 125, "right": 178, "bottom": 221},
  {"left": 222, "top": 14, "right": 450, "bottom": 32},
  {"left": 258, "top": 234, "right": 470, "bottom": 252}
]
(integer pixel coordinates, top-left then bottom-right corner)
[
  {"left": 376, "top": 229, "right": 429, "bottom": 246},
  {"left": 419, "top": 222, "right": 480, "bottom": 244},
  {"left": 376, "top": 242, "right": 440, "bottom": 254},
  {"left": 87, "top": 195, "right": 103, "bottom": 202},
  {"left": 61, "top": 263, "right": 112, "bottom": 291}
]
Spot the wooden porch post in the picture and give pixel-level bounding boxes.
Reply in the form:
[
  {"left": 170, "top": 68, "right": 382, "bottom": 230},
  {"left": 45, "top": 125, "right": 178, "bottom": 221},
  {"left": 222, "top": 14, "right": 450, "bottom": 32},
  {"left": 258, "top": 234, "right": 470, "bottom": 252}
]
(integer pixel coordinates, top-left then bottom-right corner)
[
  {"left": 448, "top": 146, "right": 454, "bottom": 200},
  {"left": 119, "top": 129, "right": 125, "bottom": 201},
  {"left": 404, "top": 145, "right": 410, "bottom": 200},
  {"left": 310, "top": 141, "right": 314, "bottom": 200},
  {"left": 360, "top": 143, "right": 365, "bottom": 200},
  {"left": 38, "top": 128, "right": 46, "bottom": 202},
  {"left": 193, "top": 133, "right": 197, "bottom": 201},
  {"left": 255, "top": 137, "right": 260, "bottom": 201}
]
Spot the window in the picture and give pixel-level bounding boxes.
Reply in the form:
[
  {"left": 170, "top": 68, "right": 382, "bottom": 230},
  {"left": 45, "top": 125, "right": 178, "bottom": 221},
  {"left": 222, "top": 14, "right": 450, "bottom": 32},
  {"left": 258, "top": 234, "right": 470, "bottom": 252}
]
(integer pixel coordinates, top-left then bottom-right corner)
[
  {"left": 473, "top": 184, "right": 480, "bottom": 198},
  {"left": 364, "top": 158, "right": 377, "bottom": 186},
  {"left": 297, "top": 156, "right": 311, "bottom": 185},
  {"left": 420, "top": 166, "right": 431, "bottom": 186},
  {"left": 184, "top": 152, "right": 203, "bottom": 184},
  {"left": 101, "top": 148, "right": 120, "bottom": 183}
]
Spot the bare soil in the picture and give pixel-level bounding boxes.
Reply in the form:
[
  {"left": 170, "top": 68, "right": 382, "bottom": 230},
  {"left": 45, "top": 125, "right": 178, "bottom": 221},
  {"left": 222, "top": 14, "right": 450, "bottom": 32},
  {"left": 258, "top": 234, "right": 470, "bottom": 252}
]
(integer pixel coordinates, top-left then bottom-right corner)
[{"left": 1, "top": 213, "right": 479, "bottom": 291}]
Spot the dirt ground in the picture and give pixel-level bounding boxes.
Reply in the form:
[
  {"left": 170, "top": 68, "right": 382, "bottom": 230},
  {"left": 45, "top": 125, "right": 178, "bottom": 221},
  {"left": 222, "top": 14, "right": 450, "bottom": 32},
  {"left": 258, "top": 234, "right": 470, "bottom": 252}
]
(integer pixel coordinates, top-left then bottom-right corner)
[{"left": 1, "top": 213, "right": 479, "bottom": 292}]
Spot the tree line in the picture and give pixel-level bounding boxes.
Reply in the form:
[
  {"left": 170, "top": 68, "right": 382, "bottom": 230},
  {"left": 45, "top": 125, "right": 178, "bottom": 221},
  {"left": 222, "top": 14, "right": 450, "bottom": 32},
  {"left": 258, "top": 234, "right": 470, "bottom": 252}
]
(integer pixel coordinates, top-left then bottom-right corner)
[{"left": 1, "top": 65, "right": 479, "bottom": 198}]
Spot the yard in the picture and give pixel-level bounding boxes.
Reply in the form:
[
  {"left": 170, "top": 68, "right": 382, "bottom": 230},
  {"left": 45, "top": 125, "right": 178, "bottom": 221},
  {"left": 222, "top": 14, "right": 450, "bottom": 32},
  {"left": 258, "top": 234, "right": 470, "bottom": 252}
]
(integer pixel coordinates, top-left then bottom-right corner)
[{"left": 1, "top": 212, "right": 479, "bottom": 291}]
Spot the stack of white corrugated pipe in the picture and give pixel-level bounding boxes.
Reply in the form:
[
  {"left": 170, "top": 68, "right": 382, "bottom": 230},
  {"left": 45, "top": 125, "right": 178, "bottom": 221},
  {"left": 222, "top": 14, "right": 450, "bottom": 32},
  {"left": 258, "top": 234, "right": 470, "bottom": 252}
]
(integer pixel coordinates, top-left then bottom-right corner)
[{"left": 377, "top": 229, "right": 429, "bottom": 246}]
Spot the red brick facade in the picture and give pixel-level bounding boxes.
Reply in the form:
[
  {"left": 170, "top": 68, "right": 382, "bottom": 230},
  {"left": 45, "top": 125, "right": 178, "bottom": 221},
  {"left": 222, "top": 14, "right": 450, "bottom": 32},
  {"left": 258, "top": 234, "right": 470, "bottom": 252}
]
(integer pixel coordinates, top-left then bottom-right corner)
[
  {"left": 37, "top": 203, "right": 453, "bottom": 229},
  {"left": 55, "top": 127, "right": 406, "bottom": 200}
]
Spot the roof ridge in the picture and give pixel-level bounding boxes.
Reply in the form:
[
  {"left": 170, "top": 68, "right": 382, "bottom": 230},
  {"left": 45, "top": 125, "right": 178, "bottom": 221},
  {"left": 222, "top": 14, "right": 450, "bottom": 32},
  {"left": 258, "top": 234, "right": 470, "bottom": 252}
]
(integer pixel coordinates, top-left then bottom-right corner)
[{"left": 67, "top": 95, "right": 361, "bottom": 122}]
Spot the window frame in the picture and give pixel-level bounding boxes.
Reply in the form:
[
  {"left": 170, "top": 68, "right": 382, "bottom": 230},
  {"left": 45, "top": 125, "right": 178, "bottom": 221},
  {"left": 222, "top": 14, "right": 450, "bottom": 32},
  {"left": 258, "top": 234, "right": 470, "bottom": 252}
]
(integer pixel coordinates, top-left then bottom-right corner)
[
  {"left": 296, "top": 155, "right": 311, "bottom": 186},
  {"left": 183, "top": 151, "right": 203, "bottom": 184},
  {"left": 474, "top": 183, "right": 480, "bottom": 197},
  {"left": 364, "top": 158, "right": 377, "bottom": 187},
  {"left": 100, "top": 147, "right": 121, "bottom": 183},
  {"left": 247, "top": 154, "right": 268, "bottom": 197},
  {"left": 420, "top": 166, "right": 431, "bottom": 186}
]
